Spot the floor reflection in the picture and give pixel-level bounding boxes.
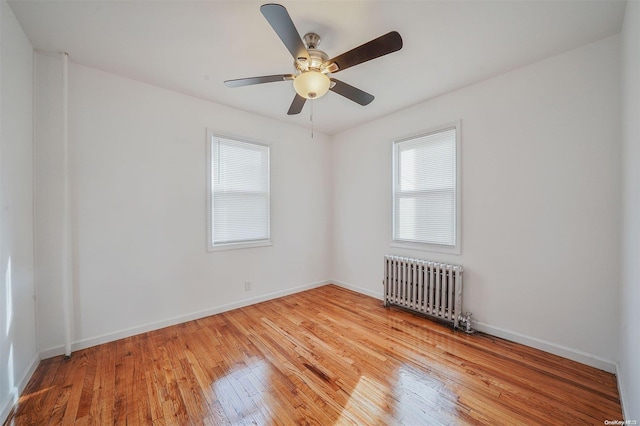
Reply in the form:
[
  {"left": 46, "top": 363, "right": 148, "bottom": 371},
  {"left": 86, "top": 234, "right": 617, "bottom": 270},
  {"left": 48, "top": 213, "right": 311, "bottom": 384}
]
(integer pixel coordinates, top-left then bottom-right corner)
[
  {"left": 392, "top": 364, "right": 459, "bottom": 425},
  {"left": 334, "top": 375, "right": 390, "bottom": 424},
  {"left": 213, "top": 360, "right": 271, "bottom": 424}
]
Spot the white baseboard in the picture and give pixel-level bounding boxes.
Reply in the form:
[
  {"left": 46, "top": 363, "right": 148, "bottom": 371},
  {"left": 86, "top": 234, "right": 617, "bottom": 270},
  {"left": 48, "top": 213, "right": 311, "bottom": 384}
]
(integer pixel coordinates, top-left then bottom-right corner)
[
  {"left": 473, "top": 321, "right": 617, "bottom": 373},
  {"left": 0, "top": 354, "right": 40, "bottom": 425},
  {"left": 332, "top": 279, "right": 618, "bottom": 374},
  {"left": 40, "top": 279, "right": 331, "bottom": 359},
  {"left": 616, "top": 363, "right": 630, "bottom": 421},
  {"left": 332, "top": 279, "right": 384, "bottom": 300}
]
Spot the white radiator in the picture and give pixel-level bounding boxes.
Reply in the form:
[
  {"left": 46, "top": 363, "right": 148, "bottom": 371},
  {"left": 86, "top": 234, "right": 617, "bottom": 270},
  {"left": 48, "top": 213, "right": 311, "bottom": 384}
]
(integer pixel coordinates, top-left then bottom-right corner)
[{"left": 383, "top": 255, "right": 469, "bottom": 330}]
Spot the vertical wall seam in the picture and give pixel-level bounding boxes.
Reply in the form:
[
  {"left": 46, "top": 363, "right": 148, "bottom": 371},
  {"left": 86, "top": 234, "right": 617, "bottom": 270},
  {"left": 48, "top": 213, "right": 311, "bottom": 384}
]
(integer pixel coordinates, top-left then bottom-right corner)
[
  {"left": 31, "top": 48, "right": 40, "bottom": 359},
  {"left": 61, "top": 52, "right": 73, "bottom": 358}
]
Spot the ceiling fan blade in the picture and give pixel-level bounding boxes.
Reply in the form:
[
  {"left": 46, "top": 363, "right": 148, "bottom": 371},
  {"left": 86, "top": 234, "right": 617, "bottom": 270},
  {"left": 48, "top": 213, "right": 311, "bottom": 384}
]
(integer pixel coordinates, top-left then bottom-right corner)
[
  {"left": 329, "top": 79, "right": 374, "bottom": 106},
  {"left": 224, "top": 74, "right": 294, "bottom": 87},
  {"left": 287, "top": 94, "right": 306, "bottom": 115},
  {"left": 326, "top": 31, "right": 403, "bottom": 73},
  {"left": 260, "top": 4, "right": 309, "bottom": 61}
]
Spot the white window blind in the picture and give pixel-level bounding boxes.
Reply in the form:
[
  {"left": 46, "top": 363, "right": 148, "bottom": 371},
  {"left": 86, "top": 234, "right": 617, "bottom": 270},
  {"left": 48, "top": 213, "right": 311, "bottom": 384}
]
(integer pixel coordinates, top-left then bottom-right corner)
[
  {"left": 393, "top": 126, "right": 458, "bottom": 248},
  {"left": 209, "top": 134, "right": 270, "bottom": 248}
]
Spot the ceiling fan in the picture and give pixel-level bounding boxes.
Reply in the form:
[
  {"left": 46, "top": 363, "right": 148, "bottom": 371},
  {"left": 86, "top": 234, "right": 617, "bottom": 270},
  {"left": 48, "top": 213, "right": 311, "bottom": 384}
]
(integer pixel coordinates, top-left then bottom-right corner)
[{"left": 224, "top": 3, "right": 403, "bottom": 115}]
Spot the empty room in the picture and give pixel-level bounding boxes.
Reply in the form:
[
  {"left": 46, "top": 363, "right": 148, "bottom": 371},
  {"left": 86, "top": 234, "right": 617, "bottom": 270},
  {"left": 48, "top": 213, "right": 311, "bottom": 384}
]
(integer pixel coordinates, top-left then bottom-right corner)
[{"left": 1, "top": 0, "right": 638, "bottom": 424}]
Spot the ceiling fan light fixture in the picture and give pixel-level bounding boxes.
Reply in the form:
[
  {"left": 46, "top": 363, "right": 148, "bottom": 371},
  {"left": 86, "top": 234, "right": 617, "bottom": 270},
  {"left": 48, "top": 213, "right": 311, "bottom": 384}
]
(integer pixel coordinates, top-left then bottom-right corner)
[{"left": 293, "top": 70, "right": 330, "bottom": 99}]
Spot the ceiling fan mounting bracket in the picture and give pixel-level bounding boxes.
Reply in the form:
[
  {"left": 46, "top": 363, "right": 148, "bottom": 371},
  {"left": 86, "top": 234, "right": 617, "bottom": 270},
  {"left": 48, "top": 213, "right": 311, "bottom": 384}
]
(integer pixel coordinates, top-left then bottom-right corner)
[{"left": 303, "top": 32, "right": 321, "bottom": 49}]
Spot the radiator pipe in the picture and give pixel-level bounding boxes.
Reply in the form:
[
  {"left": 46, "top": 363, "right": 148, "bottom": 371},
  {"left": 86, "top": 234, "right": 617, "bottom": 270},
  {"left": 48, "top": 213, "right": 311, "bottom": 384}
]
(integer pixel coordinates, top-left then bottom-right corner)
[{"left": 458, "top": 312, "right": 475, "bottom": 334}]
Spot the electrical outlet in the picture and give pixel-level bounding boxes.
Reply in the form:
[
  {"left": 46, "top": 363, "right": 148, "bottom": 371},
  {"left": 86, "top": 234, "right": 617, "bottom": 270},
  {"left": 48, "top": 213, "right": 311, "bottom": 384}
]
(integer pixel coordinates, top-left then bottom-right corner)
[{"left": 244, "top": 281, "right": 252, "bottom": 291}]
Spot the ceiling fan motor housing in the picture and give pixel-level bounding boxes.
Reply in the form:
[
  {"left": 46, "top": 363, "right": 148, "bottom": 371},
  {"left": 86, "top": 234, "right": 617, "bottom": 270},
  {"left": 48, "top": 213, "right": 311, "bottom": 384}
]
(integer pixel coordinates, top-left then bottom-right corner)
[{"left": 295, "top": 33, "right": 330, "bottom": 73}]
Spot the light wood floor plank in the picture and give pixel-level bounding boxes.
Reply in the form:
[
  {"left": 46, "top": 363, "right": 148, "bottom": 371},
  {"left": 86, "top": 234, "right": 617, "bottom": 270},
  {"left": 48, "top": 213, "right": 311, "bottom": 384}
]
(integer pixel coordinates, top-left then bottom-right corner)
[{"left": 4, "top": 285, "right": 622, "bottom": 425}]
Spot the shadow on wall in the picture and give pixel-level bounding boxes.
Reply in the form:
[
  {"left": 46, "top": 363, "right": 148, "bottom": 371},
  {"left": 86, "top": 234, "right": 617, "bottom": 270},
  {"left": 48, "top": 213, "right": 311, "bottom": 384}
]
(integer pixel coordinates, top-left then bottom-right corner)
[{"left": 1, "top": 256, "right": 19, "bottom": 413}]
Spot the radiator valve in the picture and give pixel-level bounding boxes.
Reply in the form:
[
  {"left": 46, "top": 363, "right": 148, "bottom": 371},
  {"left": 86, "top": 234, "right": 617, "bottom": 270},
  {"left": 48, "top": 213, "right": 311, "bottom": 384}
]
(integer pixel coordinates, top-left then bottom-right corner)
[{"left": 459, "top": 312, "right": 475, "bottom": 334}]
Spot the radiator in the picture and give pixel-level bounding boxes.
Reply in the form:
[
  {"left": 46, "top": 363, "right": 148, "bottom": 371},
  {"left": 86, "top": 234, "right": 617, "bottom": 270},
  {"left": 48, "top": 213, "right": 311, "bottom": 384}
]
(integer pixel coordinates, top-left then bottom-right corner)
[{"left": 383, "top": 255, "right": 469, "bottom": 330}]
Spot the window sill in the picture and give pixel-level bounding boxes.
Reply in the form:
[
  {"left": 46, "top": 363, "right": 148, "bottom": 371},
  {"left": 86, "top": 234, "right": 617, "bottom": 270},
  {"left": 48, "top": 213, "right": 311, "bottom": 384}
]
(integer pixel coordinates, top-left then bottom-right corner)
[
  {"left": 390, "top": 241, "right": 460, "bottom": 256},
  {"left": 208, "top": 240, "right": 273, "bottom": 252}
]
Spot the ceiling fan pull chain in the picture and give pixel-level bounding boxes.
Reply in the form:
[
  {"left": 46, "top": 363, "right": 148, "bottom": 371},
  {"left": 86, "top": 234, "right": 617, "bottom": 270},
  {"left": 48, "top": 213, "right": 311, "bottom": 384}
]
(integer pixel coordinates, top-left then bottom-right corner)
[{"left": 310, "top": 99, "right": 314, "bottom": 139}]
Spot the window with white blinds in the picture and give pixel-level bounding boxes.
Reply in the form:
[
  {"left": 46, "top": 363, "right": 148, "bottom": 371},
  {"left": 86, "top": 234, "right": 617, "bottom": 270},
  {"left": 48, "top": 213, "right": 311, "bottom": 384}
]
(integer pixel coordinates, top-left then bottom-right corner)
[
  {"left": 208, "top": 132, "right": 271, "bottom": 250},
  {"left": 392, "top": 124, "right": 460, "bottom": 253}
]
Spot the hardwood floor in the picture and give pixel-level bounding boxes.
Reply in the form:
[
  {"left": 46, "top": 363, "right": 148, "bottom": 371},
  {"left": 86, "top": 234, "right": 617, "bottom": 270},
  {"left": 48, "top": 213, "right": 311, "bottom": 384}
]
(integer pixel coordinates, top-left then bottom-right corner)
[{"left": 5, "top": 285, "right": 622, "bottom": 425}]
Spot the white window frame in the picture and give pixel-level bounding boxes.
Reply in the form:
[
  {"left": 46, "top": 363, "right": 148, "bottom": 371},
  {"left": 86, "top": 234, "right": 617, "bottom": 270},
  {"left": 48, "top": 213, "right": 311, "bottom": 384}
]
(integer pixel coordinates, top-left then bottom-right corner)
[
  {"left": 206, "top": 129, "right": 272, "bottom": 252},
  {"left": 391, "top": 121, "right": 462, "bottom": 255}
]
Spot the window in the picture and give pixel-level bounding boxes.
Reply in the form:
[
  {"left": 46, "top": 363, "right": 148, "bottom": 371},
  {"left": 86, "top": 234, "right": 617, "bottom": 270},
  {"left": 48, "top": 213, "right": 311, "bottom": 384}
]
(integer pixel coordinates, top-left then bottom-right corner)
[
  {"left": 207, "top": 131, "right": 271, "bottom": 251},
  {"left": 392, "top": 123, "right": 461, "bottom": 254}
]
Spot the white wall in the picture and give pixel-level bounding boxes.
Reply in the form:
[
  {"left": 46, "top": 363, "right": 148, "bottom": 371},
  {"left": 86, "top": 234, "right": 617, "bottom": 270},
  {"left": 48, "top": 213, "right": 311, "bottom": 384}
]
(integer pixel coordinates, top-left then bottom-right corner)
[
  {"left": 0, "top": 1, "right": 37, "bottom": 422},
  {"left": 332, "top": 35, "right": 621, "bottom": 371},
  {"left": 34, "top": 58, "right": 332, "bottom": 354},
  {"left": 619, "top": 0, "right": 640, "bottom": 420}
]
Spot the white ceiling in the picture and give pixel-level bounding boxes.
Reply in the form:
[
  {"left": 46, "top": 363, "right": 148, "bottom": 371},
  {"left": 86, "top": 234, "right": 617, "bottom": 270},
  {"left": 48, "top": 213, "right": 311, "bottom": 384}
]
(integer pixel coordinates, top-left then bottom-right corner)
[{"left": 9, "top": 0, "right": 626, "bottom": 135}]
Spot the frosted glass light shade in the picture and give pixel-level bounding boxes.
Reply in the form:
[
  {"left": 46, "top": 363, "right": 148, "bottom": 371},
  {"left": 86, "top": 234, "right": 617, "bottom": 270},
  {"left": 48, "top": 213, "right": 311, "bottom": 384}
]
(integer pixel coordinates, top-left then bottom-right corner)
[{"left": 293, "top": 71, "right": 330, "bottom": 99}]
